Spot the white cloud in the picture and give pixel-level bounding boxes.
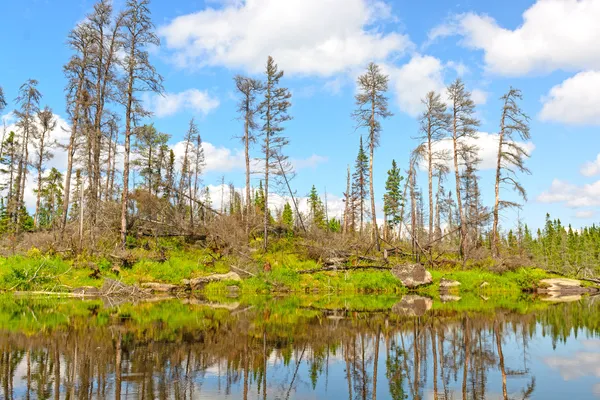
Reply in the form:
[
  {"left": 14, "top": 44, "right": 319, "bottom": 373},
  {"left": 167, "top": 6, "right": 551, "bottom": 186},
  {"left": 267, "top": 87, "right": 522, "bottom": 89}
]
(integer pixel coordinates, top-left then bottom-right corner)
[
  {"left": 158, "top": 0, "right": 412, "bottom": 76},
  {"left": 538, "top": 179, "right": 600, "bottom": 208},
  {"left": 435, "top": 0, "right": 600, "bottom": 76},
  {"left": 446, "top": 60, "right": 469, "bottom": 76},
  {"left": 387, "top": 55, "right": 445, "bottom": 117},
  {"left": 428, "top": 131, "right": 535, "bottom": 171},
  {"left": 539, "top": 71, "right": 600, "bottom": 125},
  {"left": 171, "top": 140, "right": 245, "bottom": 173},
  {"left": 205, "top": 183, "right": 346, "bottom": 218},
  {"left": 575, "top": 210, "right": 596, "bottom": 219},
  {"left": 581, "top": 153, "right": 600, "bottom": 177},
  {"left": 291, "top": 154, "right": 328, "bottom": 170},
  {"left": 545, "top": 350, "right": 600, "bottom": 381},
  {"left": 144, "top": 89, "right": 220, "bottom": 118},
  {"left": 471, "top": 89, "right": 488, "bottom": 105}
]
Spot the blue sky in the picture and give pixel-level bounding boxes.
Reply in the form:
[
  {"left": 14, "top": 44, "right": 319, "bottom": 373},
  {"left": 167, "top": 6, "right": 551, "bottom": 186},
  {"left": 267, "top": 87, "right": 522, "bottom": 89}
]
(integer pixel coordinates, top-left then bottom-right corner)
[{"left": 2, "top": 0, "right": 600, "bottom": 231}]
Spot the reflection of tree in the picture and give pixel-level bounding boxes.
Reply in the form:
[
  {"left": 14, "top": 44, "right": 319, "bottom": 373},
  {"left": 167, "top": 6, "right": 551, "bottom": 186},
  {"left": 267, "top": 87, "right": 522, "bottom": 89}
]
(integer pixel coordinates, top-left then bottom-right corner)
[
  {"left": 385, "top": 340, "right": 407, "bottom": 400},
  {"left": 1, "top": 298, "right": 598, "bottom": 399}
]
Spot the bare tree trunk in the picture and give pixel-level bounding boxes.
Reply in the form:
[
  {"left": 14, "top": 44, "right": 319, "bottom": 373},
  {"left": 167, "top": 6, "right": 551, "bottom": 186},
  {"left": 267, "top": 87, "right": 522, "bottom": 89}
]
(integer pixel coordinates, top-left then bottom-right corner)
[
  {"left": 79, "top": 178, "right": 84, "bottom": 248},
  {"left": 120, "top": 44, "right": 135, "bottom": 249},
  {"left": 428, "top": 134, "right": 434, "bottom": 244},
  {"left": 263, "top": 136, "right": 269, "bottom": 250},
  {"left": 34, "top": 149, "right": 44, "bottom": 228},
  {"left": 452, "top": 116, "right": 467, "bottom": 262},
  {"left": 343, "top": 166, "right": 350, "bottom": 235},
  {"left": 369, "top": 108, "right": 380, "bottom": 251},
  {"left": 245, "top": 113, "right": 251, "bottom": 235},
  {"left": 492, "top": 130, "right": 504, "bottom": 258}
]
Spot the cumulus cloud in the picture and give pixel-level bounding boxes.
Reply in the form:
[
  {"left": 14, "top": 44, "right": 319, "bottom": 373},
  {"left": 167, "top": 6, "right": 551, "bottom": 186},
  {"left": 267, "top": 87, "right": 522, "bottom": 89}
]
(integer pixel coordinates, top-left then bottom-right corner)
[
  {"left": 471, "top": 89, "right": 488, "bottom": 105},
  {"left": 581, "top": 153, "right": 600, "bottom": 177},
  {"left": 144, "top": 89, "right": 220, "bottom": 118},
  {"left": 538, "top": 179, "right": 600, "bottom": 208},
  {"left": 205, "top": 183, "right": 346, "bottom": 218},
  {"left": 539, "top": 71, "right": 600, "bottom": 125},
  {"left": 426, "top": 132, "right": 535, "bottom": 171},
  {"left": 431, "top": 0, "right": 600, "bottom": 76},
  {"left": 386, "top": 55, "right": 445, "bottom": 117},
  {"left": 158, "top": 0, "right": 412, "bottom": 76},
  {"left": 291, "top": 154, "right": 328, "bottom": 170},
  {"left": 545, "top": 350, "right": 600, "bottom": 381},
  {"left": 575, "top": 210, "right": 596, "bottom": 219}
]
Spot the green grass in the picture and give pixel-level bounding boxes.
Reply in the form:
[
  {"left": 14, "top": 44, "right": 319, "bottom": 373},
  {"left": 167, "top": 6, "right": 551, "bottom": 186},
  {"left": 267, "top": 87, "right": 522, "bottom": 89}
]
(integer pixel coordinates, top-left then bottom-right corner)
[{"left": 0, "top": 237, "right": 586, "bottom": 296}]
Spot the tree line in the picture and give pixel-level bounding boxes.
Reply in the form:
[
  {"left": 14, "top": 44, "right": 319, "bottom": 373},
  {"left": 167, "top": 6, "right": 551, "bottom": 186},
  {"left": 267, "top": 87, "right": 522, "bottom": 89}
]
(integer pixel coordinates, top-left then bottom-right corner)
[{"left": 0, "top": 0, "right": 595, "bottom": 276}]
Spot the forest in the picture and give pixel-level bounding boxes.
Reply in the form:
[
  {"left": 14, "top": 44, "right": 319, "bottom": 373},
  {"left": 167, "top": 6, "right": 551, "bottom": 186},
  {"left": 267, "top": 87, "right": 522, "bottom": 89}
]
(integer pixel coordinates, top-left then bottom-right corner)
[{"left": 1, "top": 0, "right": 599, "bottom": 294}]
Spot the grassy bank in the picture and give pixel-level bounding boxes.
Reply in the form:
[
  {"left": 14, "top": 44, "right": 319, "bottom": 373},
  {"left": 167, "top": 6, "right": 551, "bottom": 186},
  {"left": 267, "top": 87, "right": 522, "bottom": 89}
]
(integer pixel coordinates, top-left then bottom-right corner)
[{"left": 0, "top": 236, "right": 567, "bottom": 296}]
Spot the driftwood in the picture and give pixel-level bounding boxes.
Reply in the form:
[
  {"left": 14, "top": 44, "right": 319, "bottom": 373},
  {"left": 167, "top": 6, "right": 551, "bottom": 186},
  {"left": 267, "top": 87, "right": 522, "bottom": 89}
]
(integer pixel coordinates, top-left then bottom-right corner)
[
  {"left": 297, "top": 265, "right": 392, "bottom": 274},
  {"left": 101, "top": 279, "right": 151, "bottom": 298}
]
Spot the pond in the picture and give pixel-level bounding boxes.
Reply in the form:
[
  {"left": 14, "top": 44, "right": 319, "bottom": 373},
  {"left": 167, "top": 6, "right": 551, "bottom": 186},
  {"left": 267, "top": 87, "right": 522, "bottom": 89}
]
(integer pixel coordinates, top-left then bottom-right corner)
[{"left": 0, "top": 294, "right": 599, "bottom": 399}]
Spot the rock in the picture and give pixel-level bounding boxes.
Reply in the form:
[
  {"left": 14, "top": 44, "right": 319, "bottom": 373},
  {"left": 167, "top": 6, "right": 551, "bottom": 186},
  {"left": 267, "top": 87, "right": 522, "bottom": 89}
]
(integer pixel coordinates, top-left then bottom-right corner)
[
  {"left": 537, "top": 278, "right": 598, "bottom": 295},
  {"left": 391, "top": 264, "right": 432, "bottom": 288},
  {"left": 439, "top": 279, "right": 461, "bottom": 289},
  {"left": 440, "top": 294, "right": 461, "bottom": 302},
  {"left": 141, "top": 282, "right": 178, "bottom": 293},
  {"left": 186, "top": 272, "right": 242, "bottom": 290},
  {"left": 392, "top": 295, "right": 433, "bottom": 317}
]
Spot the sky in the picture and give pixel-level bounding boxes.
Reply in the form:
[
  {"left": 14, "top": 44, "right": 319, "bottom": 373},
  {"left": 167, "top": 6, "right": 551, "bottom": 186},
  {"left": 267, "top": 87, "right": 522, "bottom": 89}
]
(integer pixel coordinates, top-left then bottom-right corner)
[{"left": 1, "top": 0, "right": 600, "bottom": 232}]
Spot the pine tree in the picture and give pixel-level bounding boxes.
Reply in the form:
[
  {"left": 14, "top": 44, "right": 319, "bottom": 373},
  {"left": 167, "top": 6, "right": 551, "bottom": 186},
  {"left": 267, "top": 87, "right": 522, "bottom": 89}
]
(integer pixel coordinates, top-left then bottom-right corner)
[
  {"left": 352, "top": 136, "right": 369, "bottom": 235},
  {"left": 447, "top": 78, "right": 480, "bottom": 262},
  {"left": 61, "top": 19, "right": 93, "bottom": 233},
  {"left": 32, "top": 107, "right": 57, "bottom": 229},
  {"left": 120, "top": 0, "right": 164, "bottom": 248},
  {"left": 14, "top": 79, "right": 42, "bottom": 231},
  {"left": 308, "top": 185, "right": 326, "bottom": 229},
  {"left": 383, "top": 159, "right": 404, "bottom": 239},
  {"left": 417, "top": 91, "right": 449, "bottom": 243},
  {"left": 234, "top": 75, "right": 263, "bottom": 229},
  {"left": 258, "top": 56, "right": 292, "bottom": 250},
  {"left": 282, "top": 202, "right": 294, "bottom": 230},
  {"left": 36, "top": 168, "right": 63, "bottom": 229},
  {"left": 353, "top": 62, "right": 392, "bottom": 251},
  {"left": 492, "top": 87, "right": 531, "bottom": 257},
  {"left": 133, "top": 124, "right": 169, "bottom": 196},
  {"left": 0, "top": 131, "right": 19, "bottom": 228}
]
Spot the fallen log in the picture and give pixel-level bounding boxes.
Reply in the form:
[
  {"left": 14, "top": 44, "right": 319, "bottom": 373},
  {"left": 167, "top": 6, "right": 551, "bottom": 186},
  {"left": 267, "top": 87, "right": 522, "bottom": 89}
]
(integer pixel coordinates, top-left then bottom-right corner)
[{"left": 297, "top": 265, "right": 392, "bottom": 274}]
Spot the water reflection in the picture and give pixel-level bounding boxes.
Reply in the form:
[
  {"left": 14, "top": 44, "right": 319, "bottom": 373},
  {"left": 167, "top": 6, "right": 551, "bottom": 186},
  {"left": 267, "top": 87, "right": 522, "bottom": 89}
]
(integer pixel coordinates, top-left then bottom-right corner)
[{"left": 0, "top": 294, "right": 599, "bottom": 399}]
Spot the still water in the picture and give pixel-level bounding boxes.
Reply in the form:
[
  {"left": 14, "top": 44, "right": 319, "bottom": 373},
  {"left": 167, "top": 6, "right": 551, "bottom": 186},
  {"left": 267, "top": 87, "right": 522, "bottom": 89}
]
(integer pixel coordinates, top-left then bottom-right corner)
[{"left": 0, "top": 294, "right": 599, "bottom": 399}]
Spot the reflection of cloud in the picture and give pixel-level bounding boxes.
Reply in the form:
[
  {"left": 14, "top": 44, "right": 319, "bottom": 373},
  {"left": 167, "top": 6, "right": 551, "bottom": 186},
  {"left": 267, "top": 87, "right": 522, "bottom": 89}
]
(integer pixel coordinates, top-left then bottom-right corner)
[
  {"left": 544, "top": 349, "right": 600, "bottom": 380},
  {"left": 594, "top": 383, "right": 600, "bottom": 396}
]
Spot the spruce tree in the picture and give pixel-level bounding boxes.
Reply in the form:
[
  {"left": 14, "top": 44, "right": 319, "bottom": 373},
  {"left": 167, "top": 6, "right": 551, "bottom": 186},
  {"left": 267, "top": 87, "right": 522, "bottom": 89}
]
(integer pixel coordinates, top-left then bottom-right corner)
[
  {"left": 308, "top": 185, "right": 326, "bottom": 229},
  {"left": 383, "top": 159, "right": 404, "bottom": 238},
  {"left": 282, "top": 202, "right": 293, "bottom": 230},
  {"left": 353, "top": 62, "right": 392, "bottom": 251},
  {"left": 352, "top": 136, "right": 369, "bottom": 235}
]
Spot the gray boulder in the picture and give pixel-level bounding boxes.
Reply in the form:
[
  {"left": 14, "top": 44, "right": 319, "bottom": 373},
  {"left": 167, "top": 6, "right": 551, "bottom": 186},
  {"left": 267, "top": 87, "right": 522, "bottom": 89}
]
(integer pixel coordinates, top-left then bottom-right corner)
[{"left": 392, "top": 264, "right": 432, "bottom": 288}]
